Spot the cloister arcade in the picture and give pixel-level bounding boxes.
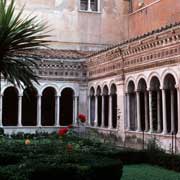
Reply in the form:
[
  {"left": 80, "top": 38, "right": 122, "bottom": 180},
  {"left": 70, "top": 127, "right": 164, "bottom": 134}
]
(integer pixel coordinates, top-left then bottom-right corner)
[
  {"left": 126, "top": 72, "right": 178, "bottom": 135},
  {"left": 0, "top": 85, "right": 78, "bottom": 128},
  {"left": 88, "top": 83, "right": 118, "bottom": 129}
]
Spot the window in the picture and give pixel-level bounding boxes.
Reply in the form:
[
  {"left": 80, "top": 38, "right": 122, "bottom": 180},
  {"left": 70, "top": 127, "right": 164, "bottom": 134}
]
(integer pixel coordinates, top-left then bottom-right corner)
[
  {"left": 80, "top": 0, "right": 99, "bottom": 12},
  {"left": 91, "top": 0, "right": 98, "bottom": 11},
  {"left": 80, "top": 0, "right": 88, "bottom": 11}
]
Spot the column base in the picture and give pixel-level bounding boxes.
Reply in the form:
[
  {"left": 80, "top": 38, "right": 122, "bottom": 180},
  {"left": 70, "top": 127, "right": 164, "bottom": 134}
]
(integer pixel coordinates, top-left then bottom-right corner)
[{"left": 161, "top": 131, "right": 167, "bottom": 135}]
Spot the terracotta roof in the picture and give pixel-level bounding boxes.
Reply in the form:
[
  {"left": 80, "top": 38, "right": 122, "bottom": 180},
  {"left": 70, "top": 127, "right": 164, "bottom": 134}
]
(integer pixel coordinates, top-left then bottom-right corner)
[
  {"left": 15, "top": 49, "right": 94, "bottom": 60},
  {"left": 88, "top": 21, "right": 180, "bottom": 57}
]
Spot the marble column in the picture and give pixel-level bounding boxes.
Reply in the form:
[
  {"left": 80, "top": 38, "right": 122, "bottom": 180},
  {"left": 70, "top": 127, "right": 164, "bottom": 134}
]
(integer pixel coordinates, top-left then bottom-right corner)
[
  {"left": 0, "top": 94, "right": 2, "bottom": 127},
  {"left": 37, "top": 95, "right": 41, "bottom": 127},
  {"left": 162, "top": 89, "right": 167, "bottom": 134},
  {"left": 55, "top": 95, "right": 60, "bottom": 127},
  {"left": 136, "top": 91, "right": 141, "bottom": 132},
  {"left": 101, "top": 95, "right": 104, "bottom": 128},
  {"left": 18, "top": 95, "right": 22, "bottom": 127},
  {"left": 73, "top": 96, "right": 78, "bottom": 125},
  {"left": 171, "top": 90, "right": 175, "bottom": 133},
  {"left": 126, "top": 93, "right": 130, "bottom": 130},
  {"left": 95, "top": 95, "right": 98, "bottom": 127},
  {"left": 176, "top": 87, "right": 180, "bottom": 136},
  {"left": 149, "top": 90, "right": 153, "bottom": 132},
  {"left": 88, "top": 96, "right": 91, "bottom": 126},
  {"left": 157, "top": 91, "right": 161, "bottom": 132},
  {"left": 88, "top": 0, "right": 91, "bottom": 11},
  {"left": 108, "top": 94, "right": 112, "bottom": 129},
  {"left": 144, "top": 92, "right": 149, "bottom": 131}
]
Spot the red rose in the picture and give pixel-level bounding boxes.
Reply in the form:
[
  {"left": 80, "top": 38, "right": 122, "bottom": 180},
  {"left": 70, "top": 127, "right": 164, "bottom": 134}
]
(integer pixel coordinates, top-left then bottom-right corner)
[
  {"left": 78, "top": 113, "right": 86, "bottom": 123},
  {"left": 58, "top": 128, "right": 69, "bottom": 136}
]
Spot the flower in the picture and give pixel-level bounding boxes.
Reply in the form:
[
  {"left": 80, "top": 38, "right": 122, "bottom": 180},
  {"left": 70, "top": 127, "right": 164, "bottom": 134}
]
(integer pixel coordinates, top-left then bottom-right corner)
[
  {"left": 78, "top": 113, "right": 86, "bottom": 123},
  {"left": 25, "top": 139, "right": 31, "bottom": 145},
  {"left": 68, "top": 124, "right": 73, "bottom": 129},
  {"left": 58, "top": 128, "right": 69, "bottom": 136},
  {"left": 66, "top": 144, "right": 73, "bottom": 152}
]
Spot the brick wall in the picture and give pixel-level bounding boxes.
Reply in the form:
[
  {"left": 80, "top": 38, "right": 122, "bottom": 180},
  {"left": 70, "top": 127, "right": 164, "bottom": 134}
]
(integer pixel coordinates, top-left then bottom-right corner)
[{"left": 128, "top": 0, "right": 180, "bottom": 38}]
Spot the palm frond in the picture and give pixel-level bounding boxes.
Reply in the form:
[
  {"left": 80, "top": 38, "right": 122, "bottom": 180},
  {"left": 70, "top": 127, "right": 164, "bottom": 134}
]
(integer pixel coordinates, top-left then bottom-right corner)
[{"left": 0, "top": 0, "right": 50, "bottom": 89}]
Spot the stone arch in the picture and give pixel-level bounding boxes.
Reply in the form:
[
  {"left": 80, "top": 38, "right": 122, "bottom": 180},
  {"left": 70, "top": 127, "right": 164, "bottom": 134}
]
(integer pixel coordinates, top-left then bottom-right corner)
[
  {"left": 137, "top": 78, "right": 148, "bottom": 131},
  {"left": 60, "top": 85, "right": 78, "bottom": 97},
  {"left": 147, "top": 72, "right": 161, "bottom": 90},
  {"left": 2, "top": 87, "right": 18, "bottom": 126},
  {"left": 103, "top": 85, "right": 109, "bottom": 128},
  {"left": 60, "top": 87, "right": 75, "bottom": 126},
  {"left": 125, "top": 77, "right": 135, "bottom": 92},
  {"left": 149, "top": 76, "right": 162, "bottom": 133},
  {"left": 89, "top": 87, "right": 95, "bottom": 126},
  {"left": 96, "top": 86, "right": 102, "bottom": 127},
  {"left": 127, "top": 80, "right": 136, "bottom": 131},
  {"left": 22, "top": 87, "right": 38, "bottom": 126},
  {"left": 161, "top": 69, "right": 178, "bottom": 88},
  {"left": 2, "top": 85, "right": 20, "bottom": 96},
  {"left": 162, "top": 73, "right": 178, "bottom": 134},
  {"left": 40, "top": 84, "right": 58, "bottom": 96},
  {"left": 41, "top": 87, "right": 56, "bottom": 126},
  {"left": 110, "top": 84, "right": 117, "bottom": 129}
]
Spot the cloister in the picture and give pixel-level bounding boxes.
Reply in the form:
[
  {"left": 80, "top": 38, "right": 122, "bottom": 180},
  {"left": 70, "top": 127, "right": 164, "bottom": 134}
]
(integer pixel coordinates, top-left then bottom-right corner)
[
  {"left": 125, "top": 70, "right": 179, "bottom": 136},
  {"left": 0, "top": 83, "right": 79, "bottom": 131},
  {"left": 88, "top": 83, "right": 118, "bottom": 129}
]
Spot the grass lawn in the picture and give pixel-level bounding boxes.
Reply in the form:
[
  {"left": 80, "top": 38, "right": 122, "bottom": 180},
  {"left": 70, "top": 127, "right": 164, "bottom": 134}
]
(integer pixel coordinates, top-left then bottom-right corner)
[{"left": 122, "top": 164, "right": 180, "bottom": 180}]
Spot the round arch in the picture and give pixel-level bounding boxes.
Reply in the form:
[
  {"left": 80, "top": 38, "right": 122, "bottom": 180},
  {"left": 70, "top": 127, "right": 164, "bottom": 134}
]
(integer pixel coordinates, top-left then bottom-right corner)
[
  {"left": 125, "top": 77, "right": 135, "bottom": 92},
  {"left": 22, "top": 87, "right": 38, "bottom": 126},
  {"left": 41, "top": 87, "right": 56, "bottom": 126},
  {"left": 147, "top": 72, "right": 161, "bottom": 90},
  {"left": 40, "top": 84, "right": 58, "bottom": 96},
  {"left": 161, "top": 69, "right": 178, "bottom": 88},
  {"left": 60, "top": 85, "right": 77, "bottom": 97},
  {"left": 60, "top": 87, "right": 74, "bottom": 126},
  {"left": 2, "top": 87, "right": 18, "bottom": 126}
]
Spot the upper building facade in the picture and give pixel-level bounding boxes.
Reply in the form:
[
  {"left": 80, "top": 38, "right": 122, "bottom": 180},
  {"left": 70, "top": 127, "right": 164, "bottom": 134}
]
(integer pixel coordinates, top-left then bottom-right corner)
[{"left": 13, "top": 0, "right": 128, "bottom": 51}]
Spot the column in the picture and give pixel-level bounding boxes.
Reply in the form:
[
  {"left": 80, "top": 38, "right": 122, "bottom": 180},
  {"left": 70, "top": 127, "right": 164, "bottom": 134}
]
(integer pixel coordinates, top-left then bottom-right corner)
[
  {"left": 108, "top": 94, "right": 112, "bottom": 129},
  {"left": 0, "top": 94, "right": 2, "bottom": 127},
  {"left": 73, "top": 96, "right": 78, "bottom": 125},
  {"left": 149, "top": 90, "right": 153, "bottom": 132},
  {"left": 171, "top": 90, "right": 175, "bottom": 133},
  {"left": 177, "top": 87, "right": 180, "bottom": 136},
  {"left": 101, "top": 95, "right": 104, "bottom": 128},
  {"left": 88, "top": 0, "right": 91, "bottom": 11},
  {"left": 136, "top": 91, "right": 141, "bottom": 132},
  {"left": 94, "top": 95, "right": 98, "bottom": 127},
  {"left": 157, "top": 91, "right": 161, "bottom": 132},
  {"left": 88, "top": 96, "right": 91, "bottom": 126},
  {"left": 126, "top": 93, "right": 130, "bottom": 130},
  {"left": 55, "top": 95, "right": 60, "bottom": 126},
  {"left": 97, "top": 0, "right": 100, "bottom": 12},
  {"left": 37, "top": 95, "right": 41, "bottom": 127},
  {"left": 144, "top": 92, "right": 149, "bottom": 131},
  {"left": 162, "top": 89, "right": 167, "bottom": 134},
  {"left": 18, "top": 95, "right": 22, "bottom": 127}
]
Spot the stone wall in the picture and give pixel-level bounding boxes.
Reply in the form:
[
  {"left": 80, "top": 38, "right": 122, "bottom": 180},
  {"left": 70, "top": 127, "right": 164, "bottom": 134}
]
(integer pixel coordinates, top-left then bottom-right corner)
[{"left": 13, "top": 0, "right": 128, "bottom": 51}]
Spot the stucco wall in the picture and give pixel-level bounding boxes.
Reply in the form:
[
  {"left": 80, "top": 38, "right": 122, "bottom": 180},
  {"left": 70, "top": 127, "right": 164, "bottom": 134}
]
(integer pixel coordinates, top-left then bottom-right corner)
[{"left": 13, "top": 0, "right": 128, "bottom": 51}]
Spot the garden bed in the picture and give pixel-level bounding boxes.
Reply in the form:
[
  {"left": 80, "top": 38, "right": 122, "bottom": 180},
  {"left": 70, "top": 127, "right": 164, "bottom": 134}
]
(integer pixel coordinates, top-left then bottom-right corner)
[{"left": 0, "top": 131, "right": 123, "bottom": 180}]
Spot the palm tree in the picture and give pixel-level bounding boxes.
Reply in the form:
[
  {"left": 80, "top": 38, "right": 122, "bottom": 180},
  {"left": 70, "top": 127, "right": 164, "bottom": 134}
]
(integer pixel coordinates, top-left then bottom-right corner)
[{"left": 0, "top": 0, "right": 49, "bottom": 91}]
